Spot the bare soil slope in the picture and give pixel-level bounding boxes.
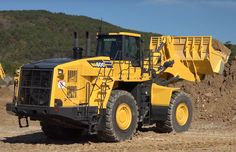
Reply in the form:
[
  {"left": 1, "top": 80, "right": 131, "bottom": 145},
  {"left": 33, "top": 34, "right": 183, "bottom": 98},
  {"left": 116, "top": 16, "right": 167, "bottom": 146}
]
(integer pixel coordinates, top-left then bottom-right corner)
[{"left": 173, "top": 60, "right": 236, "bottom": 124}]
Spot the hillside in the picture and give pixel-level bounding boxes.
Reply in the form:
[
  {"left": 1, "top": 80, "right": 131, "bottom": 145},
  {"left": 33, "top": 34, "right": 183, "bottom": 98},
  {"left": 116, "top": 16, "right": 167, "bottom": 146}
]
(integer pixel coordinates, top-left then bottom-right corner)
[
  {"left": 0, "top": 10, "right": 235, "bottom": 75},
  {"left": 0, "top": 10, "right": 157, "bottom": 74}
]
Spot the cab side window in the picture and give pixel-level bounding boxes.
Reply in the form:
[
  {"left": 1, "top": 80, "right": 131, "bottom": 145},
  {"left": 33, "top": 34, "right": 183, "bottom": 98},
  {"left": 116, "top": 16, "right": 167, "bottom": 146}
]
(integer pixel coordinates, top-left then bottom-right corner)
[
  {"left": 124, "top": 36, "right": 140, "bottom": 66},
  {"left": 96, "top": 36, "right": 122, "bottom": 60}
]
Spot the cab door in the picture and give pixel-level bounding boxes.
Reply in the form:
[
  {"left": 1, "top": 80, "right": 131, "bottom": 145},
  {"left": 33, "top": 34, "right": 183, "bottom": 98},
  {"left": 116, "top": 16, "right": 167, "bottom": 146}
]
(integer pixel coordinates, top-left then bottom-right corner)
[{"left": 122, "top": 36, "right": 142, "bottom": 80}]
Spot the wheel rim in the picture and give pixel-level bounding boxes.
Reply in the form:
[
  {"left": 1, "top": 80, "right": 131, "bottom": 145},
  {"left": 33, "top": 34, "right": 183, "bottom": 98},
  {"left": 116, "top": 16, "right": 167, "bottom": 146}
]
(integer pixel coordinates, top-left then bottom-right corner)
[
  {"left": 176, "top": 103, "right": 189, "bottom": 126},
  {"left": 116, "top": 103, "right": 132, "bottom": 130}
]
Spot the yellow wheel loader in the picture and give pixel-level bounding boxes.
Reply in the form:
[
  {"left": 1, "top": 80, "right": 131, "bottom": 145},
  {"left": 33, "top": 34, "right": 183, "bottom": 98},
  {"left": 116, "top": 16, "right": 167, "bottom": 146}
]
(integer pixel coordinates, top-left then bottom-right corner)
[
  {"left": 0, "top": 64, "right": 12, "bottom": 86},
  {"left": 0, "top": 64, "right": 6, "bottom": 81},
  {"left": 6, "top": 32, "right": 230, "bottom": 141}
]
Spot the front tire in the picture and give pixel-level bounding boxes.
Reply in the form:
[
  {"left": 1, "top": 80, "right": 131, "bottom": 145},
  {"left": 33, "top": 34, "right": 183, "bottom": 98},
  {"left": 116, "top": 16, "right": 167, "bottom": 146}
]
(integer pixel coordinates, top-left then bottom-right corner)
[
  {"left": 98, "top": 90, "right": 138, "bottom": 142},
  {"left": 156, "top": 92, "right": 193, "bottom": 133}
]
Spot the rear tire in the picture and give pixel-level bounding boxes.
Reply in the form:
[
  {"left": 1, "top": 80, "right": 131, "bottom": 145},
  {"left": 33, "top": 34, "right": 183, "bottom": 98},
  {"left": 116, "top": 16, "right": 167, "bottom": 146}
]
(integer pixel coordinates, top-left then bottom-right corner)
[
  {"left": 41, "top": 122, "right": 86, "bottom": 140},
  {"left": 156, "top": 92, "right": 192, "bottom": 133},
  {"left": 98, "top": 90, "right": 138, "bottom": 142}
]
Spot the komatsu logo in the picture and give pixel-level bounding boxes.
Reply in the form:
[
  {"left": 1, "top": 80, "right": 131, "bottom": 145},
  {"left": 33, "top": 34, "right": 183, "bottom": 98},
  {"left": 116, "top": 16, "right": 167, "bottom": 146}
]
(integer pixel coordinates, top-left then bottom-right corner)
[{"left": 88, "top": 60, "right": 113, "bottom": 68}]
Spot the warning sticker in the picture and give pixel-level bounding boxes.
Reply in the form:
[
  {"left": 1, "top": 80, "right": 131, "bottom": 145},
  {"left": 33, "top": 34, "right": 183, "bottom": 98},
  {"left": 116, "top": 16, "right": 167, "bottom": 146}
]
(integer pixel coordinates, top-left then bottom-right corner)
[{"left": 58, "top": 80, "right": 66, "bottom": 89}]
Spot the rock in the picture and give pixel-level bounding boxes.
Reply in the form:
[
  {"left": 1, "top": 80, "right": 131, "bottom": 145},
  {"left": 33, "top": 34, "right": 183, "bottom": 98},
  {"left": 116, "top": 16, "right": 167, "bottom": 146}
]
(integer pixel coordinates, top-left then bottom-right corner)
[{"left": 205, "top": 93, "right": 212, "bottom": 97}]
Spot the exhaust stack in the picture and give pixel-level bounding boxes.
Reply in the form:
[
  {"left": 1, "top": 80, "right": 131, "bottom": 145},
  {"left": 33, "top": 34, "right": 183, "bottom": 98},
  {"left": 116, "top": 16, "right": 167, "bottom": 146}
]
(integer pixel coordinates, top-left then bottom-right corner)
[
  {"left": 73, "top": 32, "right": 83, "bottom": 59},
  {"left": 74, "top": 32, "right": 79, "bottom": 48},
  {"left": 85, "top": 31, "right": 91, "bottom": 57}
]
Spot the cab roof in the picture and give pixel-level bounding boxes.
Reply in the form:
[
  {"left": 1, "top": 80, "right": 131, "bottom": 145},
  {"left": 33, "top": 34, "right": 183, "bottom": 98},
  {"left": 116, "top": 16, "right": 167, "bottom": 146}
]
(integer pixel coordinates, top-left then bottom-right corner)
[{"left": 101, "top": 32, "right": 141, "bottom": 37}]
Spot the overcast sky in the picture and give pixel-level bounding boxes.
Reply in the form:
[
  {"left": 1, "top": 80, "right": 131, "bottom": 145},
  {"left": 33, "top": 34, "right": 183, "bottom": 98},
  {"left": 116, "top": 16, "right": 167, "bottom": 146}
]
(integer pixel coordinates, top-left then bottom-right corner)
[{"left": 0, "top": 0, "right": 235, "bottom": 43}]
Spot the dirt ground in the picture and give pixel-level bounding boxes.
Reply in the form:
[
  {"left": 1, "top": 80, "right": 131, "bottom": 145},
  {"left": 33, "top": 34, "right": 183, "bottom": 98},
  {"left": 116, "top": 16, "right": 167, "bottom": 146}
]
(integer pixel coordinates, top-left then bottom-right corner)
[{"left": 0, "top": 61, "right": 236, "bottom": 152}]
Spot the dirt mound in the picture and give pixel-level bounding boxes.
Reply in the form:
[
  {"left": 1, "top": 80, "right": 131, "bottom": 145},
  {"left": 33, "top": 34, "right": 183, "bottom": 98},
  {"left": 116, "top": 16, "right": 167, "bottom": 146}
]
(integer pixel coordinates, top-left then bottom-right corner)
[
  {"left": 212, "top": 39, "right": 231, "bottom": 60},
  {"left": 173, "top": 59, "right": 236, "bottom": 123}
]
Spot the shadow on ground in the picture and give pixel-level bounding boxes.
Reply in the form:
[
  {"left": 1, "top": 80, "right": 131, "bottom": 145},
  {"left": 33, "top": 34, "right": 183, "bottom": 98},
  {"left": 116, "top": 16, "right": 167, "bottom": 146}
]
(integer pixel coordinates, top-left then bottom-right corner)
[
  {"left": 1, "top": 132, "right": 101, "bottom": 145},
  {"left": 1, "top": 127, "right": 166, "bottom": 145}
]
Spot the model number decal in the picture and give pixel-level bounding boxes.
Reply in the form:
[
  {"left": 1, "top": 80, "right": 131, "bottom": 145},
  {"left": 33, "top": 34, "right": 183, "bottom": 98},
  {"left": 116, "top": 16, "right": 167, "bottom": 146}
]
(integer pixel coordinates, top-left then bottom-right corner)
[
  {"left": 96, "top": 62, "right": 105, "bottom": 68},
  {"left": 88, "top": 60, "right": 112, "bottom": 68}
]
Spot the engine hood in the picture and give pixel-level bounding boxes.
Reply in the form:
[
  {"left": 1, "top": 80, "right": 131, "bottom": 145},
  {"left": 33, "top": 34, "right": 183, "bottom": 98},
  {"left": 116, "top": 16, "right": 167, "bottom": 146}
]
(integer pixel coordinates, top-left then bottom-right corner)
[{"left": 22, "top": 58, "right": 73, "bottom": 69}]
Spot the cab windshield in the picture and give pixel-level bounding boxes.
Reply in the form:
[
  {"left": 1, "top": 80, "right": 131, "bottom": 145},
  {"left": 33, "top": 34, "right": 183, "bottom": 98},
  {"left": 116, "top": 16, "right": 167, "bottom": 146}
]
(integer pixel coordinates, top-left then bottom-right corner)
[{"left": 96, "top": 35, "right": 122, "bottom": 60}]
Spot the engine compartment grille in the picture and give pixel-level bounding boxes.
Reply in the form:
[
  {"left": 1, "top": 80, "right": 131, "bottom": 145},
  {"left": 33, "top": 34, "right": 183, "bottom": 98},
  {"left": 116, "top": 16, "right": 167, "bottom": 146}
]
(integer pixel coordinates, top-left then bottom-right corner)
[
  {"left": 68, "top": 70, "right": 77, "bottom": 82},
  {"left": 18, "top": 69, "right": 53, "bottom": 106}
]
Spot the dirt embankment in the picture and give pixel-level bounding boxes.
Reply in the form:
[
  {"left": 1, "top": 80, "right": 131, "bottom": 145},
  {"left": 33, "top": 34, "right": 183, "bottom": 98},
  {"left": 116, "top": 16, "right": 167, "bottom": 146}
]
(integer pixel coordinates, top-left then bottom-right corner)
[{"left": 172, "top": 60, "right": 236, "bottom": 124}]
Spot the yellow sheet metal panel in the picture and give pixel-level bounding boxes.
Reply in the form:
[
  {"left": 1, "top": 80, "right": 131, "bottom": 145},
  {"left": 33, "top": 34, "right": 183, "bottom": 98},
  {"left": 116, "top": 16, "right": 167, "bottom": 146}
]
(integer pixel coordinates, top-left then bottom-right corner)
[
  {"left": 108, "top": 32, "right": 141, "bottom": 37},
  {"left": 150, "top": 36, "right": 230, "bottom": 81},
  {"left": 50, "top": 67, "right": 87, "bottom": 107},
  {"left": 49, "top": 56, "right": 149, "bottom": 109},
  {"left": 0, "top": 64, "right": 6, "bottom": 80},
  {"left": 155, "top": 36, "right": 213, "bottom": 61},
  {"left": 151, "top": 83, "right": 179, "bottom": 106},
  {"left": 165, "top": 60, "right": 197, "bottom": 81},
  {"left": 209, "top": 51, "right": 225, "bottom": 74},
  {"left": 49, "top": 58, "right": 101, "bottom": 107}
]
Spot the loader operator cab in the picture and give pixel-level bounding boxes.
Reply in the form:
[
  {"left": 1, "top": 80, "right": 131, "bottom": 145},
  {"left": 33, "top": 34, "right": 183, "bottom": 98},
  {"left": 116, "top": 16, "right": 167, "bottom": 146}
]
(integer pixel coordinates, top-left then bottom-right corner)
[{"left": 96, "top": 32, "right": 141, "bottom": 66}]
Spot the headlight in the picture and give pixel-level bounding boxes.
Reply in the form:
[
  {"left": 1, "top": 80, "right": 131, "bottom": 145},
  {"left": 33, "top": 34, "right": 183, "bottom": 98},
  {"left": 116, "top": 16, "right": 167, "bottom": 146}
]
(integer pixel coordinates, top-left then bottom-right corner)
[{"left": 58, "top": 69, "right": 64, "bottom": 75}]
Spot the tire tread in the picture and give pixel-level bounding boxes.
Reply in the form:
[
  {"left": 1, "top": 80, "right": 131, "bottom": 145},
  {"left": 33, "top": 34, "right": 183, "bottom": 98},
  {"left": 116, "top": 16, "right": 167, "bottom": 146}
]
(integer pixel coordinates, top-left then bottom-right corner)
[{"left": 99, "top": 90, "right": 138, "bottom": 142}]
